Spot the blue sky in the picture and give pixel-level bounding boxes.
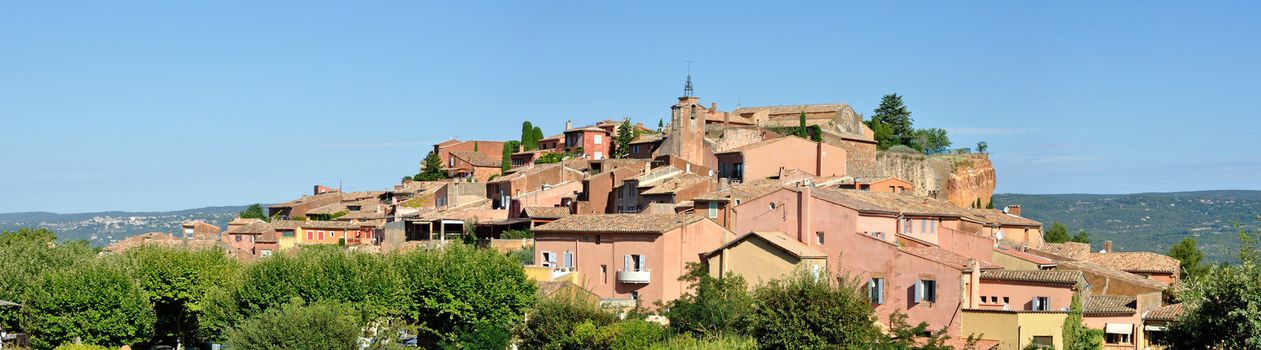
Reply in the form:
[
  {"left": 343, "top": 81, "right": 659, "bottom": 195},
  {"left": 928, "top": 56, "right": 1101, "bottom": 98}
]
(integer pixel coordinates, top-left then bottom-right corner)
[{"left": 3, "top": 1, "right": 1259, "bottom": 213}]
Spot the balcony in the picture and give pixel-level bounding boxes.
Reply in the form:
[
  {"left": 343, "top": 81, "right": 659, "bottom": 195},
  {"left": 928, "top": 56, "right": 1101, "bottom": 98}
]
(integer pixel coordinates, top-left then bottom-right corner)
[{"left": 617, "top": 269, "right": 651, "bottom": 284}]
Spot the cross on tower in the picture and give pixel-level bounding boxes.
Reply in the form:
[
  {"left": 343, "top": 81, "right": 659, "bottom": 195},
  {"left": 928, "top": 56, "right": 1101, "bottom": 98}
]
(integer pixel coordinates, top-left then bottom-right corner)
[{"left": 683, "top": 59, "right": 694, "bottom": 97}]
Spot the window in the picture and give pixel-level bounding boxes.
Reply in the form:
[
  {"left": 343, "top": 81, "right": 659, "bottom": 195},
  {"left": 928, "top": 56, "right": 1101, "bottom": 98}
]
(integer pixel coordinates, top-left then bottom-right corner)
[
  {"left": 1031, "top": 296, "right": 1051, "bottom": 311},
  {"left": 563, "top": 251, "right": 574, "bottom": 269},
  {"left": 903, "top": 218, "right": 912, "bottom": 233},
  {"left": 733, "top": 163, "right": 744, "bottom": 179},
  {"left": 594, "top": 151, "right": 603, "bottom": 160},
  {"left": 920, "top": 219, "right": 927, "bottom": 233},
  {"left": 707, "top": 202, "right": 719, "bottom": 218},
  {"left": 631, "top": 145, "right": 640, "bottom": 154},
  {"left": 625, "top": 254, "right": 646, "bottom": 272},
  {"left": 601, "top": 265, "right": 608, "bottom": 283},
  {"left": 259, "top": 250, "right": 273, "bottom": 257},
  {"left": 282, "top": 230, "right": 294, "bottom": 237},
  {"left": 868, "top": 278, "right": 885, "bottom": 304},
  {"left": 915, "top": 279, "right": 937, "bottom": 303},
  {"left": 630, "top": 291, "right": 639, "bottom": 300},
  {"left": 1003, "top": 297, "right": 1010, "bottom": 310},
  {"left": 306, "top": 231, "right": 313, "bottom": 240},
  {"left": 1106, "top": 333, "right": 1132, "bottom": 345},
  {"left": 594, "top": 135, "right": 602, "bottom": 144},
  {"left": 596, "top": 235, "right": 602, "bottom": 244},
  {"left": 871, "top": 231, "right": 886, "bottom": 240},
  {"left": 235, "top": 234, "right": 242, "bottom": 242},
  {"left": 449, "top": 157, "right": 455, "bottom": 167},
  {"left": 769, "top": 202, "right": 778, "bottom": 210},
  {"left": 816, "top": 231, "right": 825, "bottom": 245},
  {"left": 318, "top": 231, "right": 325, "bottom": 240},
  {"left": 811, "top": 265, "right": 822, "bottom": 281},
  {"left": 1031, "top": 336, "right": 1053, "bottom": 349},
  {"left": 541, "top": 251, "right": 555, "bottom": 268},
  {"left": 930, "top": 219, "right": 936, "bottom": 233}
]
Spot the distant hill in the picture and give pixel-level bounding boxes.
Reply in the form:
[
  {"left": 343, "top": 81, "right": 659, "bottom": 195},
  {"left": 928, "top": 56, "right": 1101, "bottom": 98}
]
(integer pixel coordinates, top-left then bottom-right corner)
[
  {"left": 0, "top": 205, "right": 250, "bottom": 246},
  {"left": 993, "top": 191, "right": 1261, "bottom": 263}
]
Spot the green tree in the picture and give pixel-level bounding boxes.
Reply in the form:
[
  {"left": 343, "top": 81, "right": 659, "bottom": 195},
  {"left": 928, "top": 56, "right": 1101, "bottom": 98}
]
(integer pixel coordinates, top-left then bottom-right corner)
[
  {"left": 1070, "top": 231, "right": 1091, "bottom": 244},
  {"left": 869, "top": 119, "right": 897, "bottom": 150},
  {"left": 502, "top": 140, "right": 521, "bottom": 173},
  {"left": 226, "top": 301, "right": 361, "bottom": 350},
  {"left": 747, "top": 271, "right": 881, "bottom": 349},
  {"left": 796, "top": 112, "right": 810, "bottom": 139},
  {"left": 533, "top": 126, "right": 545, "bottom": 148},
  {"left": 202, "top": 247, "right": 405, "bottom": 339},
  {"left": 239, "top": 204, "right": 267, "bottom": 221},
  {"left": 665, "top": 263, "right": 754, "bottom": 339},
  {"left": 0, "top": 230, "right": 96, "bottom": 332},
  {"left": 106, "top": 246, "right": 240, "bottom": 347},
  {"left": 874, "top": 312, "right": 964, "bottom": 350},
  {"left": 521, "top": 121, "right": 538, "bottom": 150},
  {"left": 1167, "top": 225, "right": 1261, "bottom": 349},
  {"left": 416, "top": 151, "right": 449, "bottom": 181},
  {"left": 23, "top": 263, "right": 155, "bottom": 350},
  {"left": 658, "top": 119, "right": 664, "bottom": 132},
  {"left": 1045, "top": 222, "right": 1070, "bottom": 243},
  {"left": 613, "top": 118, "right": 635, "bottom": 158},
  {"left": 912, "top": 128, "right": 951, "bottom": 154},
  {"left": 1061, "top": 294, "right": 1103, "bottom": 350},
  {"left": 1169, "top": 237, "right": 1207, "bottom": 280},
  {"left": 976, "top": 141, "right": 988, "bottom": 154},
  {"left": 871, "top": 93, "right": 914, "bottom": 145},
  {"left": 391, "top": 243, "right": 536, "bottom": 345}
]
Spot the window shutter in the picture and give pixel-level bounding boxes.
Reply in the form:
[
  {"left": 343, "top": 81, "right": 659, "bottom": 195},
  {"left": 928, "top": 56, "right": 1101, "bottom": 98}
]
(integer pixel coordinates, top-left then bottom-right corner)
[
  {"left": 624, "top": 255, "right": 631, "bottom": 271},
  {"left": 913, "top": 280, "right": 923, "bottom": 303},
  {"left": 564, "top": 251, "right": 573, "bottom": 268},
  {"left": 637, "top": 255, "right": 647, "bottom": 270},
  {"left": 1031, "top": 297, "right": 1040, "bottom": 311},
  {"left": 878, "top": 279, "right": 885, "bottom": 304},
  {"left": 1045, "top": 297, "right": 1051, "bottom": 310}
]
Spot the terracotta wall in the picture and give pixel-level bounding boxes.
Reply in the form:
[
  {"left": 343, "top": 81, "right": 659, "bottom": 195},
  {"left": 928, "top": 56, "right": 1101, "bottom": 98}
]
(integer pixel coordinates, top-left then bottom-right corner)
[{"left": 974, "top": 280, "right": 1076, "bottom": 312}]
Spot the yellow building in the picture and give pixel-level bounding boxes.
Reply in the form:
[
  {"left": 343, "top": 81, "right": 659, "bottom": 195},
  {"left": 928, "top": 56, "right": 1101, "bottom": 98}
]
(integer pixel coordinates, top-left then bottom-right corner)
[
  {"left": 963, "top": 309, "right": 1068, "bottom": 350},
  {"left": 702, "top": 231, "right": 828, "bottom": 284}
]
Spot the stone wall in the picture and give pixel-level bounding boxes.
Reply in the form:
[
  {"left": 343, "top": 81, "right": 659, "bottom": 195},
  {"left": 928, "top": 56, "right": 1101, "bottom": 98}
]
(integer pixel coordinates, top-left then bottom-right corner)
[{"left": 876, "top": 151, "right": 941, "bottom": 198}]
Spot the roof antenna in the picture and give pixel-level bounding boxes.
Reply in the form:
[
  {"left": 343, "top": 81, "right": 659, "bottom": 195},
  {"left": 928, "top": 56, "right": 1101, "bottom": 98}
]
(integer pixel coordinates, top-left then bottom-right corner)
[{"left": 683, "top": 59, "right": 694, "bottom": 97}]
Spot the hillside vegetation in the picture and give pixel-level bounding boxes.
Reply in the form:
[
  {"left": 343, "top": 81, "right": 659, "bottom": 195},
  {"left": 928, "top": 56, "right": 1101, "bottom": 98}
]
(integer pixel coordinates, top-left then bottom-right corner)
[{"left": 994, "top": 190, "right": 1261, "bottom": 262}]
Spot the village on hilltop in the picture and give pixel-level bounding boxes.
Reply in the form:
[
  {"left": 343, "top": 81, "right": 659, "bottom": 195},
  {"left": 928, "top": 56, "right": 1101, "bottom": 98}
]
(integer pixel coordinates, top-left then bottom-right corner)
[{"left": 110, "top": 79, "right": 1184, "bottom": 350}]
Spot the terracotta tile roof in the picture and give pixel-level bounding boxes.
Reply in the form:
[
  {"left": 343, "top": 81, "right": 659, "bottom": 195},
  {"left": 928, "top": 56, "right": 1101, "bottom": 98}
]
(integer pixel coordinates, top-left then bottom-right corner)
[
  {"left": 641, "top": 173, "right": 711, "bottom": 195},
  {"left": 229, "top": 221, "right": 270, "bottom": 235},
  {"left": 811, "top": 188, "right": 975, "bottom": 218},
  {"left": 705, "top": 231, "right": 826, "bottom": 259},
  {"left": 994, "top": 247, "right": 1058, "bottom": 267},
  {"left": 980, "top": 269, "right": 1084, "bottom": 286},
  {"left": 1057, "top": 260, "right": 1169, "bottom": 291},
  {"left": 1034, "top": 242, "right": 1093, "bottom": 260},
  {"left": 1086, "top": 252, "right": 1181, "bottom": 274},
  {"left": 539, "top": 133, "right": 565, "bottom": 142},
  {"left": 629, "top": 133, "right": 663, "bottom": 144},
  {"left": 523, "top": 207, "right": 571, "bottom": 219},
  {"left": 694, "top": 178, "right": 785, "bottom": 202},
  {"left": 534, "top": 214, "right": 704, "bottom": 234},
  {"left": 449, "top": 150, "right": 502, "bottom": 167},
  {"left": 272, "top": 191, "right": 344, "bottom": 208},
  {"left": 228, "top": 218, "right": 265, "bottom": 226},
  {"left": 104, "top": 232, "right": 222, "bottom": 253},
  {"left": 307, "top": 202, "right": 350, "bottom": 215},
  {"left": 1084, "top": 295, "right": 1137, "bottom": 315},
  {"left": 435, "top": 139, "right": 462, "bottom": 147},
  {"left": 1143, "top": 303, "right": 1184, "bottom": 321},
  {"left": 900, "top": 246, "right": 1000, "bottom": 271},
  {"left": 967, "top": 208, "right": 1043, "bottom": 227}
]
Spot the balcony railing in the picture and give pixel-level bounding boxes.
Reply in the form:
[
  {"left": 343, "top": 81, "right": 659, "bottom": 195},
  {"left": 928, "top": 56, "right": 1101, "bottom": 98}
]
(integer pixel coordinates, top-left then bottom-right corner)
[{"left": 617, "top": 269, "right": 651, "bottom": 284}]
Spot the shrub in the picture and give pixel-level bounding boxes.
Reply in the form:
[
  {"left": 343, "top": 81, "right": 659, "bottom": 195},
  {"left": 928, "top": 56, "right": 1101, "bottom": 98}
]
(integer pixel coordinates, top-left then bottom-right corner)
[
  {"left": 507, "top": 245, "right": 535, "bottom": 265},
  {"left": 665, "top": 263, "right": 754, "bottom": 339},
  {"left": 104, "top": 246, "right": 240, "bottom": 347},
  {"left": 649, "top": 335, "right": 757, "bottom": 350},
  {"left": 501, "top": 229, "right": 534, "bottom": 239},
  {"left": 886, "top": 144, "right": 920, "bottom": 154},
  {"left": 746, "top": 271, "right": 880, "bottom": 349},
  {"left": 517, "top": 288, "right": 619, "bottom": 349},
  {"left": 226, "top": 302, "right": 361, "bottom": 350},
  {"left": 53, "top": 345, "right": 111, "bottom": 350}
]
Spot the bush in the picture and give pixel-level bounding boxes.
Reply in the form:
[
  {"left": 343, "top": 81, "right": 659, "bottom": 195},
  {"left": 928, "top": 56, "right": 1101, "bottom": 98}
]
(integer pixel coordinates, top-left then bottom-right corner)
[
  {"left": 665, "top": 263, "right": 753, "bottom": 339},
  {"left": 886, "top": 145, "right": 920, "bottom": 154},
  {"left": 0, "top": 230, "right": 96, "bottom": 332},
  {"left": 104, "top": 246, "right": 240, "bottom": 347},
  {"left": 535, "top": 153, "right": 565, "bottom": 164},
  {"left": 24, "top": 263, "right": 155, "bottom": 350},
  {"left": 517, "top": 288, "right": 619, "bottom": 349},
  {"left": 226, "top": 302, "right": 361, "bottom": 350},
  {"left": 53, "top": 345, "right": 111, "bottom": 350},
  {"left": 507, "top": 245, "right": 535, "bottom": 265},
  {"left": 501, "top": 229, "right": 534, "bottom": 239},
  {"left": 746, "top": 272, "right": 880, "bottom": 349},
  {"left": 649, "top": 335, "right": 757, "bottom": 350},
  {"left": 603, "top": 319, "right": 668, "bottom": 350}
]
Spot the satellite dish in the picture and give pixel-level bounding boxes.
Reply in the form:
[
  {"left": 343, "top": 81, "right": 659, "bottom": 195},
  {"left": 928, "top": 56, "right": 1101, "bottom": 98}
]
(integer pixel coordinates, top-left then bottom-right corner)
[{"left": 995, "top": 230, "right": 1005, "bottom": 240}]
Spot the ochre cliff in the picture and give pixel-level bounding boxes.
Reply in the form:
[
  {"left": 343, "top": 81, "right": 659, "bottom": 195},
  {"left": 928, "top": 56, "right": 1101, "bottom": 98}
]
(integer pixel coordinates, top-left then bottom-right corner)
[{"left": 874, "top": 152, "right": 996, "bottom": 208}]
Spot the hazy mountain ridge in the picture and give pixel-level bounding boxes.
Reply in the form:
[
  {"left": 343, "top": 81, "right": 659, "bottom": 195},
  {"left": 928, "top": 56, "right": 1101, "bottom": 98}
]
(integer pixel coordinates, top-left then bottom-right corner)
[
  {"left": 994, "top": 190, "right": 1261, "bottom": 262},
  {"left": 0, "top": 205, "right": 250, "bottom": 246}
]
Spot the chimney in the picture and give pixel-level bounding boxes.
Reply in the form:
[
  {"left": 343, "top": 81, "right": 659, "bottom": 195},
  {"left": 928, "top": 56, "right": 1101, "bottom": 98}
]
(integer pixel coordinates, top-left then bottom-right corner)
[
  {"left": 709, "top": 102, "right": 717, "bottom": 112},
  {"left": 968, "top": 259, "right": 982, "bottom": 308},
  {"left": 798, "top": 182, "right": 813, "bottom": 245},
  {"left": 1104, "top": 240, "right": 1113, "bottom": 253},
  {"left": 778, "top": 166, "right": 786, "bottom": 180},
  {"left": 643, "top": 162, "right": 651, "bottom": 176},
  {"left": 685, "top": 163, "right": 691, "bottom": 174},
  {"left": 720, "top": 177, "right": 730, "bottom": 190},
  {"left": 565, "top": 120, "right": 572, "bottom": 131},
  {"left": 1005, "top": 205, "right": 1021, "bottom": 216},
  {"left": 816, "top": 142, "right": 824, "bottom": 176},
  {"left": 517, "top": 144, "right": 524, "bottom": 153}
]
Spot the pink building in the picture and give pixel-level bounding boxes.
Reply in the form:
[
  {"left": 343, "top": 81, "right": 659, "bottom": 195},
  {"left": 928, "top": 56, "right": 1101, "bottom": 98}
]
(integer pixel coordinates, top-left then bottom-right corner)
[
  {"left": 715, "top": 135, "right": 846, "bottom": 183},
  {"left": 563, "top": 121, "right": 614, "bottom": 160},
  {"left": 532, "top": 213, "right": 732, "bottom": 306}
]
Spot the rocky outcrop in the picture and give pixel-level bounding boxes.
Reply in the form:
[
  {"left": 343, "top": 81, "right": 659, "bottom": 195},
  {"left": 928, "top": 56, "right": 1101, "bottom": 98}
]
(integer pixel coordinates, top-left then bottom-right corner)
[{"left": 874, "top": 152, "right": 996, "bottom": 208}]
